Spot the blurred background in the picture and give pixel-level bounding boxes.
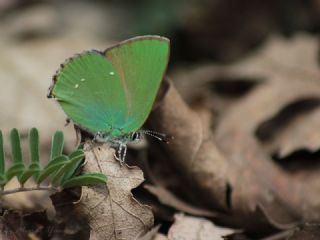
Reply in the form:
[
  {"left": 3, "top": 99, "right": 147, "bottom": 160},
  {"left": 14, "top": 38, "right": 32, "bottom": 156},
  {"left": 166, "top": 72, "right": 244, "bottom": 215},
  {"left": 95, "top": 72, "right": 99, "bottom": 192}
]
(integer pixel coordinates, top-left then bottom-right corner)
[
  {"left": 0, "top": 0, "right": 319, "bottom": 166},
  {"left": 1, "top": 0, "right": 320, "bottom": 238},
  {"left": 0, "top": 0, "right": 318, "bottom": 159}
]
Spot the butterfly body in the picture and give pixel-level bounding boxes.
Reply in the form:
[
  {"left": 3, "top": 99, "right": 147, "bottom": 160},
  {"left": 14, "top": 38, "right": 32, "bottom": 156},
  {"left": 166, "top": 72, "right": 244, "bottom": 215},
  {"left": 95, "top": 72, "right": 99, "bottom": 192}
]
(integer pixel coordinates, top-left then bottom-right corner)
[
  {"left": 94, "top": 130, "right": 140, "bottom": 145},
  {"left": 48, "top": 36, "right": 170, "bottom": 162},
  {"left": 93, "top": 130, "right": 141, "bottom": 162}
]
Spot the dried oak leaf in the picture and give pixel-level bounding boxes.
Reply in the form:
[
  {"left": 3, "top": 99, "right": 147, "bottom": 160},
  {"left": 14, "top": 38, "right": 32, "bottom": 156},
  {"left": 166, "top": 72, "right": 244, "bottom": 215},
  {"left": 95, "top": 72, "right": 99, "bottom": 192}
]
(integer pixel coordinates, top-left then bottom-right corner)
[
  {"left": 213, "top": 34, "right": 320, "bottom": 223},
  {"left": 148, "top": 78, "right": 305, "bottom": 234},
  {"left": 149, "top": 79, "right": 230, "bottom": 211},
  {"left": 75, "top": 143, "right": 153, "bottom": 240},
  {"left": 154, "top": 34, "right": 320, "bottom": 232},
  {"left": 167, "top": 214, "right": 235, "bottom": 240},
  {"left": 217, "top": 34, "right": 320, "bottom": 157},
  {"left": 174, "top": 34, "right": 320, "bottom": 156}
]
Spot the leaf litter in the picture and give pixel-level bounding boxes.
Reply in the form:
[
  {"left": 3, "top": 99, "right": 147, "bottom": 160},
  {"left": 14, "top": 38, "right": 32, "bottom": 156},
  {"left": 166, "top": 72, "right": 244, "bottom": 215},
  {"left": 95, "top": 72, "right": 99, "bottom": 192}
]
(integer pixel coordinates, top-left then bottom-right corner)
[
  {"left": 168, "top": 214, "right": 235, "bottom": 240},
  {"left": 75, "top": 143, "right": 153, "bottom": 240},
  {"left": 1, "top": 4, "right": 320, "bottom": 238},
  {"left": 146, "top": 34, "right": 320, "bottom": 237}
]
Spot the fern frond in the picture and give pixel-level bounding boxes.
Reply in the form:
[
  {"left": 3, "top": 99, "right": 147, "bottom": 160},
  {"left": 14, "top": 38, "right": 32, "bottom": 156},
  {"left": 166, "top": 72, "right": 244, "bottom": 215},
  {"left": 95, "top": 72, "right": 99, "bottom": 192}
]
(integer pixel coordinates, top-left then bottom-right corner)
[{"left": 0, "top": 128, "right": 107, "bottom": 197}]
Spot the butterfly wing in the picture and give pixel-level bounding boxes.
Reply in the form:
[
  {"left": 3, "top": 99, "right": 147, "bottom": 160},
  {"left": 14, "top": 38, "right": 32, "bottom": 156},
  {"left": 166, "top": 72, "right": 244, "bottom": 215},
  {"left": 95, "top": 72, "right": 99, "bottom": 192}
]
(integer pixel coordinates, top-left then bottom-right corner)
[
  {"left": 49, "top": 36, "right": 169, "bottom": 136},
  {"left": 104, "top": 36, "right": 170, "bottom": 134},
  {"left": 49, "top": 51, "right": 128, "bottom": 133}
]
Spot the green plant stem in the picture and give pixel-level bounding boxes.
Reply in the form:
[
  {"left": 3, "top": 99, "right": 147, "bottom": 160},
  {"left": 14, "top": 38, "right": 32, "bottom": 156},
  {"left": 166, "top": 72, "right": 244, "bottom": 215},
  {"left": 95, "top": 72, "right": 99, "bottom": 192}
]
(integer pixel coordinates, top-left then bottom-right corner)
[{"left": 0, "top": 186, "right": 60, "bottom": 196}]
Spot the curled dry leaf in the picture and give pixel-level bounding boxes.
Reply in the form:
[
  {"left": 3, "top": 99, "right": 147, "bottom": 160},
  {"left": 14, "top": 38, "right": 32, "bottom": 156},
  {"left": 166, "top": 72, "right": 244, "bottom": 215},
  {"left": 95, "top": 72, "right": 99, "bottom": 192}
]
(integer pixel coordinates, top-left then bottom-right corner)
[
  {"left": 148, "top": 79, "right": 304, "bottom": 233},
  {"left": 75, "top": 143, "right": 153, "bottom": 240},
  {"left": 168, "top": 214, "right": 235, "bottom": 240},
  {"left": 150, "top": 35, "right": 320, "bottom": 233},
  {"left": 149, "top": 79, "right": 230, "bottom": 212}
]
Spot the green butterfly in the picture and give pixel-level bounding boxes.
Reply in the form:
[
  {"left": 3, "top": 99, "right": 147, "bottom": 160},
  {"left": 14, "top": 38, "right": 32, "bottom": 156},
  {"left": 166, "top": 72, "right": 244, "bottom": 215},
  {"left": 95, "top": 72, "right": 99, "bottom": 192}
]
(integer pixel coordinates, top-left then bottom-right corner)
[{"left": 48, "top": 36, "right": 170, "bottom": 162}]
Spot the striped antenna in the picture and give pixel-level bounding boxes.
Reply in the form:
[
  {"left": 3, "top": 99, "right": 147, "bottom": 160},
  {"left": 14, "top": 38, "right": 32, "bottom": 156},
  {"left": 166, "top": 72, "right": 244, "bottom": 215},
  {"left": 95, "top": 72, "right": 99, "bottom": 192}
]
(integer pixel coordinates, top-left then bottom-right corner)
[{"left": 139, "top": 130, "right": 173, "bottom": 143}]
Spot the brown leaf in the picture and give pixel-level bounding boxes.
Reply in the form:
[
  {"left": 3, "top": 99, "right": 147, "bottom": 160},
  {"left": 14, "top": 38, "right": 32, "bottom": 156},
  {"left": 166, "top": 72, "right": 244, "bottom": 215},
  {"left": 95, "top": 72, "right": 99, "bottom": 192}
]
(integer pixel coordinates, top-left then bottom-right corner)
[
  {"left": 1, "top": 178, "right": 54, "bottom": 217},
  {"left": 168, "top": 214, "right": 235, "bottom": 240},
  {"left": 213, "top": 35, "right": 320, "bottom": 223},
  {"left": 154, "top": 234, "right": 169, "bottom": 240},
  {"left": 163, "top": 35, "right": 320, "bottom": 230},
  {"left": 144, "top": 184, "right": 216, "bottom": 218},
  {"left": 258, "top": 105, "right": 320, "bottom": 157},
  {"left": 286, "top": 223, "right": 320, "bottom": 240},
  {"left": 148, "top": 79, "right": 230, "bottom": 211},
  {"left": 0, "top": 211, "right": 28, "bottom": 240},
  {"left": 148, "top": 79, "right": 301, "bottom": 234},
  {"left": 75, "top": 143, "right": 153, "bottom": 240},
  {"left": 174, "top": 34, "right": 320, "bottom": 156},
  {"left": 137, "top": 225, "right": 160, "bottom": 240}
]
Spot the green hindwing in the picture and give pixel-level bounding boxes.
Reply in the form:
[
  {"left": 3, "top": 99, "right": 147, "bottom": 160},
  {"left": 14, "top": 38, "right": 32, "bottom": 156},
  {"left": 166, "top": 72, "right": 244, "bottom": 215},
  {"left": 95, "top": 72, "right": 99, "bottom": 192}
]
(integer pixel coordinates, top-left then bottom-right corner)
[{"left": 50, "top": 36, "right": 169, "bottom": 136}]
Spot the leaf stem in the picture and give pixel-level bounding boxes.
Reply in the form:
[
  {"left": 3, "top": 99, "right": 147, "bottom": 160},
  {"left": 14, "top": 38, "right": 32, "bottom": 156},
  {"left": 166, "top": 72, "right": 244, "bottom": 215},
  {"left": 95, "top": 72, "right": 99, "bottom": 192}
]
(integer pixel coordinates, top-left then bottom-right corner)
[{"left": 0, "top": 186, "right": 60, "bottom": 196}]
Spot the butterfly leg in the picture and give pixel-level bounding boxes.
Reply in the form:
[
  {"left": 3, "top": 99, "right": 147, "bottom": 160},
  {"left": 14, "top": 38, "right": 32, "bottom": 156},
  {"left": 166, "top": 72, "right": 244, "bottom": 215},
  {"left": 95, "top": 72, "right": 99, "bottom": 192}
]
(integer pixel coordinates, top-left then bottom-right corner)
[
  {"left": 113, "top": 143, "right": 127, "bottom": 165},
  {"left": 114, "top": 143, "right": 124, "bottom": 164},
  {"left": 113, "top": 143, "right": 122, "bottom": 162},
  {"left": 121, "top": 144, "right": 127, "bottom": 164}
]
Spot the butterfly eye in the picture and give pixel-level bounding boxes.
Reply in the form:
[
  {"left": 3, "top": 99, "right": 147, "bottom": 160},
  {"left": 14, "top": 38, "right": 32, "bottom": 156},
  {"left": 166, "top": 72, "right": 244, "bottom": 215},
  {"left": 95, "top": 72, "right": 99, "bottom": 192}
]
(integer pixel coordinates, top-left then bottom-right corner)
[{"left": 131, "top": 132, "right": 141, "bottom": 142}]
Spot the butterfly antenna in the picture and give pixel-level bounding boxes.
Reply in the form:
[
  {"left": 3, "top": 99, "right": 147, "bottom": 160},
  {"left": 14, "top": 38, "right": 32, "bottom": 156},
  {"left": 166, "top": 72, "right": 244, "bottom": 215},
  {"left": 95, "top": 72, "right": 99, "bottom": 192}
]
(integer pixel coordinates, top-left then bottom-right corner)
[{"left": 140, "top": 130, "right": 173, "bottom": 144}]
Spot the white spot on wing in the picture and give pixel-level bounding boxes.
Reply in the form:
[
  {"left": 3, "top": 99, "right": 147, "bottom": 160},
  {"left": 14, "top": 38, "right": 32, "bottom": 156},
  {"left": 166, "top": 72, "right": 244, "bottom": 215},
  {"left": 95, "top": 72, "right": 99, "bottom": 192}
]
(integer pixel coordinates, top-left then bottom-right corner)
[
  {"left": 80, "top": 78, "right": 85, "bottom": 81},
  {"left": 109, "top": 71, "right": 115, "bottom": 75},
  {"left": 75, "top": 84, "right": 79, "bottom": 88}
]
